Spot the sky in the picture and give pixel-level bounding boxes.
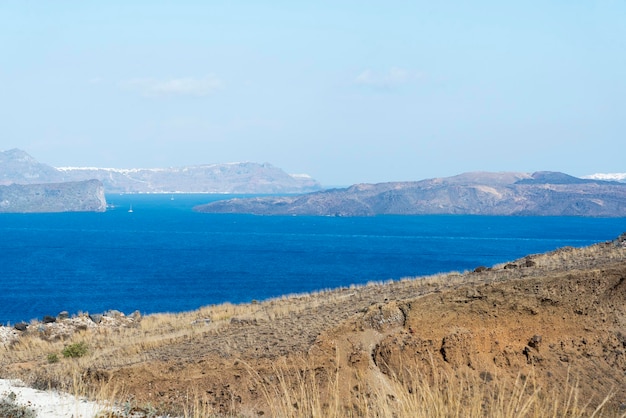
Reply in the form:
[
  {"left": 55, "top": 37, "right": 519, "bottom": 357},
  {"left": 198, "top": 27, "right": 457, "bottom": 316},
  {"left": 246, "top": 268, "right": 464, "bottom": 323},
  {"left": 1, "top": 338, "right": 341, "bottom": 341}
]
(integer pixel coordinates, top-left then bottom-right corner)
[{"left": 1, "top": 1, "right": 625, "bottom": 186}]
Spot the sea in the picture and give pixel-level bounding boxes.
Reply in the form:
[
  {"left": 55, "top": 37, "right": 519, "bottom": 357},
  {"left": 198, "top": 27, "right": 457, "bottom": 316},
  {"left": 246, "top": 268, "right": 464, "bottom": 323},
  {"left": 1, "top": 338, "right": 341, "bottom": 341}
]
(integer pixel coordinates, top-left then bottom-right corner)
[{"left": 1, "top": 193, "right": 624, "bottom": 325}]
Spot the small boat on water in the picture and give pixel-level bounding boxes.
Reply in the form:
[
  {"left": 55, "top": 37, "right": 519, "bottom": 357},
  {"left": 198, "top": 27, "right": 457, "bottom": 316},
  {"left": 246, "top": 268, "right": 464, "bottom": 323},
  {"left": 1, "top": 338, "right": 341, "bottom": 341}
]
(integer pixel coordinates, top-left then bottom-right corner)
[{"left": 128, "top": 204, "right": 133, "bottom": 213}]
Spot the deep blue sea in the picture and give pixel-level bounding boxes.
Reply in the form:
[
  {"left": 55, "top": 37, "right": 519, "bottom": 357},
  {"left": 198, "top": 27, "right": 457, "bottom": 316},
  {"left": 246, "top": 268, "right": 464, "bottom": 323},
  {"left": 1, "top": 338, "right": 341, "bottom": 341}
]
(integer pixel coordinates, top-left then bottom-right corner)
[{"left": 1, "top": 193, "right": 624, "bottom": 324}]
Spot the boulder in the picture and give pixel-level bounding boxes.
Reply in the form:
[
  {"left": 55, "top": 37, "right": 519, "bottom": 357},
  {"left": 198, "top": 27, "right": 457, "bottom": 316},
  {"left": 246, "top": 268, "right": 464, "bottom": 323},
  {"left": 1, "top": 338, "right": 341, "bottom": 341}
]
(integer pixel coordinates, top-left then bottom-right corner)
[
  {"left": 43, "top": 315, "right": 56, "bottom": 324},
  {"left": 105, "top": 310, "right": 123, "bottom": 318},
  {"left": 13, "top": 322, "right": 28, "bottom": 331},
  {"left": 89, "top": 314, "right": 103, "bottom": 324}
]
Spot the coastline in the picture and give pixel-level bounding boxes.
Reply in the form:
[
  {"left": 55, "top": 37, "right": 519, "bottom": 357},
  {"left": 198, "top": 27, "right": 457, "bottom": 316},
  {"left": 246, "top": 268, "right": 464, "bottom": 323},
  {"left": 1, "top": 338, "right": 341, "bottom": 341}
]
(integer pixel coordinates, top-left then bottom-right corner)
[{"left": 1, "top": 235, "right": 625, "bottom": 416}]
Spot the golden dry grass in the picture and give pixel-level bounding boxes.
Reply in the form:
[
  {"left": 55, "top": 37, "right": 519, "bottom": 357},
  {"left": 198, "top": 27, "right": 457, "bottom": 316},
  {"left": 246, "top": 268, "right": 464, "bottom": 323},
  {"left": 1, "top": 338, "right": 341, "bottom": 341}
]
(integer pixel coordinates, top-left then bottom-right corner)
[{"left": 1, "top": 237, "right": 625, "bottom": 417}]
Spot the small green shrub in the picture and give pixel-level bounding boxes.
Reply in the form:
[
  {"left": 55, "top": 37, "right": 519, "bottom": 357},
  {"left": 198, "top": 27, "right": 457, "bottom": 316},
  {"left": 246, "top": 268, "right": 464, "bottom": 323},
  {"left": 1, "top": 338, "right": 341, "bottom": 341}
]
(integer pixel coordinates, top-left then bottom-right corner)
[
  {"left": 47, "top": 353, "right": 59, "bottom": 363},
  {"left": 62, "top": 341, "right": 88, "bottom": 358}
]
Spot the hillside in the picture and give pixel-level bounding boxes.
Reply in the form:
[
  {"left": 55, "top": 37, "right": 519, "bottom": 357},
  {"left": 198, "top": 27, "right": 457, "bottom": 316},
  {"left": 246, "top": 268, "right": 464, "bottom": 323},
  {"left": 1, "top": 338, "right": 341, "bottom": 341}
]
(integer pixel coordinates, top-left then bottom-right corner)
[
  {"left": 0, "top": 148, "right": 64, "bottom": 185},
  {"left": 1, "top": 235, "right": 625, "bottom": 416},
  {"left": 0, "top": 179, "right": 106, "bottom": 213},
  {"left": 195, "top": 171, "right": 626, "bottom": 217},
  {"left": 57, "top": 163, "right": 320, "bottom": 194},
  {"left": 0, "top": 149, "right": 321, "bottom": 194}
]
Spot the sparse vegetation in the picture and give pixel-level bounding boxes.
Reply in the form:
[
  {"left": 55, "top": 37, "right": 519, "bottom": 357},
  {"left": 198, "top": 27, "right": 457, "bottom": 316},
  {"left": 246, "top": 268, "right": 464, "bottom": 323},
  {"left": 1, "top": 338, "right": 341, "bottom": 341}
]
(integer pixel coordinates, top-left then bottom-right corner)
[
  {"left": 248, "top": 358, "right": 621, "bottom": 418},
  {"left": 62, "top": 341, "right": 88, "bottom": 358},
  {"left": 0, "top": 391, "right": 36, "bottom": 418},
  {"left": 0, "top": 238, "right": 625, "bottom": 417}
]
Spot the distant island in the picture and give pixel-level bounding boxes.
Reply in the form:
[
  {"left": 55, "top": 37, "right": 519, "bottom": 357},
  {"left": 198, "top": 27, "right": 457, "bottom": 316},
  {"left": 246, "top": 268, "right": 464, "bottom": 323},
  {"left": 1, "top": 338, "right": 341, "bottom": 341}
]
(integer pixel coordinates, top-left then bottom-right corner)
[
  {"left": 195, "top": 171, "right": 626, "bottom": 217},
  {"left": 0, "top": 179, "right": 106, "bottom": 213},
  {"left": 1, "top": 148, "right": 321, "bottom": 194}
]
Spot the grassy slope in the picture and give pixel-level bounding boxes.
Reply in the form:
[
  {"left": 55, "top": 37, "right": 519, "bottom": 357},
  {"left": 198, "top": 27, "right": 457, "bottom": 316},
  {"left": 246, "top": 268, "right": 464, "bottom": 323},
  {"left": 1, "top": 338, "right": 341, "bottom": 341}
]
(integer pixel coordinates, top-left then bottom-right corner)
[{"left": 1, "top": 236, "right": 625, "bottom": 417}]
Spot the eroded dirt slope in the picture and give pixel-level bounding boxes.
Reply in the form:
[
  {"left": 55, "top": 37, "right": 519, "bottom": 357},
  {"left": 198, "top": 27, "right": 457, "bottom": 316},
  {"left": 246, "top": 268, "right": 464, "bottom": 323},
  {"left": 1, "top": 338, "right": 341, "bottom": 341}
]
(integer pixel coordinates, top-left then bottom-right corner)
[
  {"left": 2, "top": 235, "right": 625, "bottom": 416},
  {"left": 98, "top": 238, "right": 626, "bottom": 415}
]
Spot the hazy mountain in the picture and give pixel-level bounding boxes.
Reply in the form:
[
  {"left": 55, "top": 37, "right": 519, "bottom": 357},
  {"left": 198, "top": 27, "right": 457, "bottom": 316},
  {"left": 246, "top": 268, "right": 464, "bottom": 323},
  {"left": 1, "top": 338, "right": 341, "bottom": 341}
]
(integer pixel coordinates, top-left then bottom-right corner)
[
  {"left": 583, "top": 173, "right": 626, "bottom": 183},
  {"left": 0, "top": 179, "right": 106, "bottom": 213},
  {"left": 195, "top": 171, "right": 626, "bottom": 217},
  {"left": 0, "top": 148, "right": 64, "bottom": 185},
  {"left": 57, "top": 164, "right": 320, "bottom": 194},
  {"left": 0, "top": 149, "right": 321, "bottom": 194}
]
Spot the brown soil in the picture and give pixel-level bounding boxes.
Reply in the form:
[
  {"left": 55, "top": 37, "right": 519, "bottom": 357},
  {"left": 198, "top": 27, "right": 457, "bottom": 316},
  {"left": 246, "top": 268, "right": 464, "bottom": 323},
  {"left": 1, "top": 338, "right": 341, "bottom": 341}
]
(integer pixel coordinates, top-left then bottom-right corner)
[{"left": 3, "top": 236, "right": 626, "bottom": 416}]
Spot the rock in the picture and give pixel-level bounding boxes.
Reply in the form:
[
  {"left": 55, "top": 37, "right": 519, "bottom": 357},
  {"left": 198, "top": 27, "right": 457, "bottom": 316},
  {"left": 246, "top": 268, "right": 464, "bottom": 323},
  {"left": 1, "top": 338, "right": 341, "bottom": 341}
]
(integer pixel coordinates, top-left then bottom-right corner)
[
  {"left": 614, "top": 232, "right": 626, "bottom": 247},
  {"left": 0, "top": 326, "right": 20, "bottom": 345},
  {"left": 479, "top": 371, "right": 494, "bottom": 382},
  {"left": 362, "top": 302, "right": 406, "bottom": 332},
  {"left": 89, "top": 314, "right": 103, "bottom": 324},
  {"left": 13, "top": 322, "right": 28, "bottom": 331},
  {"left": 465, "top": 288, "right": 484, "bottom": 299},
  {"left": 192, "top": 318, "right": 212, "bottom": 326},
  {"left": 230, "top": 318, "right": 257, "bottom": 326},
  {"left": 522, "top": 346, "right": 543, "bottom": 364},
  {"left": 43, "top": 315, "right": 56, "bottom": 324},
  {"left": 57, "top": 311, "right": 70, "bottom": 320},
  {"left": 440, "top": 329, "right": 476, "bottom": 368},
  {"left": 105, "top": 310, "right": 123, "bottom": 318},
  {"left": 528, "top": 335, "right": 542, "bottom": 349}
]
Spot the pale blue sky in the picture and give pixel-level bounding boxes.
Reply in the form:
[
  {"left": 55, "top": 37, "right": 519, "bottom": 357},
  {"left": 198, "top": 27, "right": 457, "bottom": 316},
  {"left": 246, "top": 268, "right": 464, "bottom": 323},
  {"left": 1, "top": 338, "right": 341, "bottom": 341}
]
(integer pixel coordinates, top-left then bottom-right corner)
[{"left": 1, "top": 1, "right": 624, "bottom": 185}]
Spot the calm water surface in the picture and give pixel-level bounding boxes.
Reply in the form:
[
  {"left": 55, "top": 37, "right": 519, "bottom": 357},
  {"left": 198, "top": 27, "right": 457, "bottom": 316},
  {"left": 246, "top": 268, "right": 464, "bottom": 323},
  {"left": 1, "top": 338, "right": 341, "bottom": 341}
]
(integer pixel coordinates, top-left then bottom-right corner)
[{"left": 1, "top": 194, "right": 624, "bottom": 324}]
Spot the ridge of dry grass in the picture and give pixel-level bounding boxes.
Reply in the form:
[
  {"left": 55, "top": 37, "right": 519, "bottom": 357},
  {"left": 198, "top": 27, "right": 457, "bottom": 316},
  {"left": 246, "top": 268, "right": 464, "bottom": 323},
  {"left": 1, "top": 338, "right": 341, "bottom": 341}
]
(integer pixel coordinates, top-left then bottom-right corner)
[{"left": 1, "top": 236, "right": 625, "bottom": 416}]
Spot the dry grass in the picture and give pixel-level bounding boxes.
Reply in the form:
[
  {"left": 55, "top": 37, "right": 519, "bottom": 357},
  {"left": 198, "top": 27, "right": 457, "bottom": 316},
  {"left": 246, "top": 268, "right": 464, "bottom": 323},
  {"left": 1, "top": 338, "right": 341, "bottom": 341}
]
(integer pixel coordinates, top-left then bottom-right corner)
[
  {"left": 1, "top": 238, "right": 625, "bottom": 416},
  {"left": 234, "top": 355, "right": 625, "bottom": 418}
]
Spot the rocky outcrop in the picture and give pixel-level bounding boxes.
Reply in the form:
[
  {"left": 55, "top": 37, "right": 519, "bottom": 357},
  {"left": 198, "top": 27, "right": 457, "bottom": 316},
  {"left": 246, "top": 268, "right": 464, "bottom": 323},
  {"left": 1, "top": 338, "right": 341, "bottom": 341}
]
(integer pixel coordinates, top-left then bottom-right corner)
[
  {"left": 0, "top": 179, "right": 106, "bottom": 213},
  {"left": 1, "top": 310, "right": 141, "bottom": 345},
  {"left": 195, "top": 171, "right": 626, "bottom": 217}
]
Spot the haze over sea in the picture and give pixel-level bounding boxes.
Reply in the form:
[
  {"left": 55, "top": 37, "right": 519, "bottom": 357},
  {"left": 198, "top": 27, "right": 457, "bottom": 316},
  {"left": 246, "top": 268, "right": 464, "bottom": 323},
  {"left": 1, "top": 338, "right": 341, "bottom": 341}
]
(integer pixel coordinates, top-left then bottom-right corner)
[{"left": 1, "top": 194, "right": 624, "bottom": 324}]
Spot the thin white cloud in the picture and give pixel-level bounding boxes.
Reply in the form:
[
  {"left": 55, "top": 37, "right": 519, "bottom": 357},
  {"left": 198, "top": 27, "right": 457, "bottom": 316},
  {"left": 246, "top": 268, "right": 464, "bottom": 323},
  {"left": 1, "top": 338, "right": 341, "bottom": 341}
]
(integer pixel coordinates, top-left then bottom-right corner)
[
  {"left": 123, "top": 74, "right": 223, "bottom": 97},
  {"left": 354, "top": 67, "right": 422, "bottom": 87}
]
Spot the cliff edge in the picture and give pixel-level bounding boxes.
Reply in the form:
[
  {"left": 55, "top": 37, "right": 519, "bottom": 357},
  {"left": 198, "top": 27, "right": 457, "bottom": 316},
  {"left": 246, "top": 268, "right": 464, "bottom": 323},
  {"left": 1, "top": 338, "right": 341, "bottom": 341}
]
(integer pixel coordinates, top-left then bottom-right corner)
[{"left": 0, "top": 179, "right": 107, "bottom": 213}]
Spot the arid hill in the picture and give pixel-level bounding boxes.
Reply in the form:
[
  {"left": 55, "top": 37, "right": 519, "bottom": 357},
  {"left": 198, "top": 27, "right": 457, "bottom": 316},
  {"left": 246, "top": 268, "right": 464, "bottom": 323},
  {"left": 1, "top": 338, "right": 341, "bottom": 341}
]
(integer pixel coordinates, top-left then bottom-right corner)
[
  {"left": 1, "top": 234, "right": 626, "bottom": 417},
  {"left": 195, "top": 171, "right": 626, "bottom": 217},
  {"left": 0, "top": 148, "right": 321, "bottom": 194},
  {"left": 0, "top": 179, "right": 106, "bottom": 213}
]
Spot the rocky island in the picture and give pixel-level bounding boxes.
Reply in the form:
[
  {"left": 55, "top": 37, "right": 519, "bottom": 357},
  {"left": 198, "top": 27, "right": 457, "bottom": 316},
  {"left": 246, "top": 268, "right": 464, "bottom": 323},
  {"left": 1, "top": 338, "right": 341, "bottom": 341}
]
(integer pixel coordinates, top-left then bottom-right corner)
[
  {"left": 0, "top": 179, "right": 107, "bottom": 213},
  {"left": 195, "top": 171, "right": 626, "bottom": 217}
]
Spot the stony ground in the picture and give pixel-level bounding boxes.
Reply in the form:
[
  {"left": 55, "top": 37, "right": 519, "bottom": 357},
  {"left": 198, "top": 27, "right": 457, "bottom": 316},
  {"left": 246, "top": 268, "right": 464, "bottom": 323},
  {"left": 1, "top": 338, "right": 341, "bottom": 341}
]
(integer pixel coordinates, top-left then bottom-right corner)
[{"left": 2, "top": 234, "right": 626, "bottom": 416}]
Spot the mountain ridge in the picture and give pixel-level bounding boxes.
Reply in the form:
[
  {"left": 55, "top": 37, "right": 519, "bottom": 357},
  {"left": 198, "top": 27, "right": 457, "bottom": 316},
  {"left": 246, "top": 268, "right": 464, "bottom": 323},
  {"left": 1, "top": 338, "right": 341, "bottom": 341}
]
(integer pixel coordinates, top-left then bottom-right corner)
[
  {"left": 195, "top": 171, "right": 626, "bottom": 217},
  {"left": 0, "top": 149, "right": 321, "bottom": 194}
]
